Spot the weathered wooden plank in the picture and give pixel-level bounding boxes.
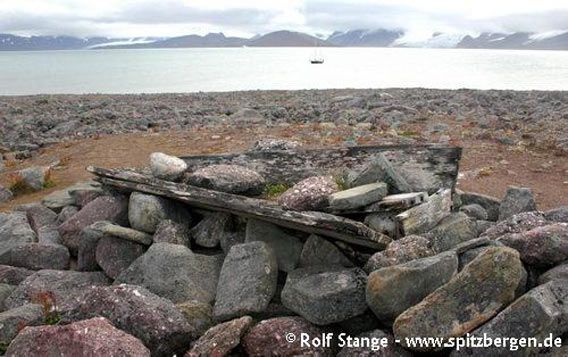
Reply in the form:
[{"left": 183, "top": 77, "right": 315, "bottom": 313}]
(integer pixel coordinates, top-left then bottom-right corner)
[
  {"left": 181, "top": 145, "right": 462, "bottom": 194},
  {"left": 326, "top": 192, "right": 428, "bottom": 215},
  {"left": 87, "top": 167, "right": 392, "bottom": 250},
  {"left": 396, "top": 189, "right": 452, "bottom": 236}
]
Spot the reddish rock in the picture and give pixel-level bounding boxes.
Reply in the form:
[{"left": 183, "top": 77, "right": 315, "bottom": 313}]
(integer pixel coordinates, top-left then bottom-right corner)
[
  {"left": 62, "top": 284, "right": 194, "bottom": 357},
  {"left": 278, "top": 176, "right": 339, "bottom": 211},
  {"left": 498, "top": 223, "right": 568, "bottom": 267},
  {"left": 0, "top": 265, "right": 34, "bottom": 285},
  {"left": 0, "top": 243, "right": 69, "bottom": 270},
  {"left": 95, "top": 236, "right": 146, "bottom": 279},
  {"left": 58, "top": 195, "right": 129, "bottom": 255},
  {"left": 242, "top": 316, "right": 333, "bottom": 357},
  {"left": 5, "top": 317, "right": 150, "bottom": 356},
  {"left": 186, "top": 316, "right": 253, "bottom": 357}
]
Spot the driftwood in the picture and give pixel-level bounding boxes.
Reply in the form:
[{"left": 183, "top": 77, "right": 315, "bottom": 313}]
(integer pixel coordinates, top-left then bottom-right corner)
[
  {"left": 181, "top": 145, "right": 462, "bottom": 194},
  {"left": 87, "top": 167, "right": 392, "bottom": 250},
  {"left": 396, "top": 189, "right": 452, "bottom": 235}
]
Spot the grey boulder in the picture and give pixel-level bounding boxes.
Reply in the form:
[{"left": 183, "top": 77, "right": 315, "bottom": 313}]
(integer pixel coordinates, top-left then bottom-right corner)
[
  {"left": 481, "top": 211, "right": 549, "bottom": 240},
  {"left": 328, "top": 182, "right": 388, "bottom": 210},
  {"left": 281, "top": 266, "right": 368, "bottom": 325},
  {"left": 115, "top": 243, "right": 223, "bottom": 304},
  {"left": 299, "top": 234, "right": 353, "bottom": 268},
  {"left": 0, "top": 304, "right": 44, "bottom": 346},
  {"left": 545, "top": 206, "right": 568, "bottom": 223},
  {"left": 149, "top": 152, "right": 188, "bottom": 181},
  {"left": 186, "top": 164, "right": 266, "bottom": 196},
  {"left": 191, "top": 212, "right": 233, "bottom": 248},
  {"left": 0, "top": 243, "right": 69, "bottom": 270},
  {"left": 499, "top": 186, "right": 537, "bottom": 221},
  {"left": 128, "top": 192, "right": 192, "bottom": 234},
  {"left": 153, "top": 219, "right": 191, "bottom": 246},
  {"left": 0, "top": 212, "right": 36, "bottom": 257},
  {"left": 213, "top": 241, "right": 278, "bottom": 320},
  {"left": 364, "top": 235, "right": 434, "bottom": 273},
  {"left": 457, "top": 190, "right": 501, "bottom": 221},
  {"left": 96, "top": 236, "right": 146, "bottom": 279},
  {"left": 278, "top": 176, "right": 339, "bottom": 211},
  {"left": 429, "top": 212, "right": 478, "bottom": 253}
]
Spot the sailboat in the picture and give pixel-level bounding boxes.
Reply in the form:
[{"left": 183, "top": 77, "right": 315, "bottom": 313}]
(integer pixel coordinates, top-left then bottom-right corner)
[{"left": 310, "top": 40, "right": 325, "bottom": 64}]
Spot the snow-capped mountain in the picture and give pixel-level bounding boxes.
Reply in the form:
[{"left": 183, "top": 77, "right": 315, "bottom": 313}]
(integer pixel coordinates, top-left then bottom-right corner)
[{"left": 327, "top": 29, "right": 403, "bottom": 47}]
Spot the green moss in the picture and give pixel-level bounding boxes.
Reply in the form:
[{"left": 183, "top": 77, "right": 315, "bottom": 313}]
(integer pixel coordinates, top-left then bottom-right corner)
[
  {"left": 8, "top": 180, "right": 36, "bottom": 196},
  {"left": 45, "top": 313, "right": 61, "bottom": 325},
  {"left": 334, "top": 176, "right": 349, "bottom": 191},
  {"left": 43, "top": 179, "right": 57, "bottom": 189},
  {"left": 0, "top": 342, "right": 8, "bottom": 354},
  {"left": 263, "top": 183, "right": 290, "bottom": 199}
]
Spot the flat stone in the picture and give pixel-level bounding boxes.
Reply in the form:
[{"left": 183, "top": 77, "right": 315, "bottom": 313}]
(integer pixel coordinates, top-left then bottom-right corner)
[
  {"left": 452, "top": 280, "right": 568, "bottom": 356},
  {"left": 115, "top": 243, "right": 223, "bottom": 304},
  {"left": 56, "top": 205, "right": 79, "bottom": 224},
  {"left": 69, "top": 187, "right": 104, "bottom": 208},
  {"left": 475, "top": 220, "right": 494, "bottom": 236},
  {"left": 457, "top": 190, "right": 501, "bottom": 221},
  {"left": 4, "top": 269, "right": 111, "bottom": 310},
  {"left": 429, "top": 212, "right": 478, "bottom": 253},
  {"left": 545, "top": 206, "right": 568, "bottom": 223},
  {"left": 153, "top": 219, "right": 191, "bottom": 246},
  {"left": 299, "top": 234, "right": 353, "bottom": 268},
  {"left": 481, "top": 211, "right": 549, "bottom": 240},
  {"left": 0, "top": 212, "right": 36, "bottom": 257},
  {"left": 58, "top": 195, "right": 129, "bottom": 255},
  {"left": 364, "top": 235, "right": 434, "bottom": 273},
  {"left": 0, "top": 304, "right": 44, "bottom": 346},
  {"left": 245, "top": 219, "right": 303, "bottom": 272},
  {"left": 0, "top": 265, "right": 34, "bottom": 285},
  {"left": 150, "top": 152, "right": 188, "bottom": 181},
  {"left": 186, "top": 164, "right": 266, "bottom": 196},
  {"left": 191, "top": 212, "right": 232, "bottom": 248},
  {"left": 328, "top": 183, "right": 388, "bottom": 210},
  {"left": 42, "top": 181, "right": 101, "bottom": 212},
  {"left": 499, "top": 186, "right": 538, "bottom": 221},
  {"left": 0, "top": 243, "right": 69, "bottom": 270},
  {"left": 367, "top": 251, "right": 458, "bottom": 324},
  {"left": 337, "top": 329, "right": 413, "bottom": 357},
  {"left": 278, "top": 176, "right": 339, "bottom": 211},
  {"left": 213, "top": 242, "right": 278, "bottom": 320},
  {"left": 498, "top": 223, "right": 568, "bottom": 267},
  {"left": 128, "top": 192, "right": 192, "bottom": 234},
  {"left": 176, "top": 300, "right": 213, "bottom": 336},
  {"left": 14, "top": 203, "right": 57, "bottom": 232},
  {"left": 185, "top": 316, "right": 253, "bottom": 357},
  {"left": 61, "top": 284, "right": 193, "bottom": 357},
  {"left": 282, "top": 266, "right": 368, "bottom": 325},
  {"left": 6, "top": 317, "right": 151, "bottom": 357},
  {"left": 349, "top": 154, "right": 412, "bottom": 193},
  {"left": 364, "top": 213, "right": 398, "bottom": 237},
  {"left": 90, "top": 220, "right": 153, "bottom": 245},
  {"left": 36, "top": 225, "right": 62, "bottom": 245},
  {"left": 76, "top": 224, "right": 104, "bottom": 271},
  {"left": 96, "top": 236, "right": 146, "bottom": 279},
  {"left": 242, "top": 316, "right": 332, "bottom": 357},
  {"left": 393, "top": 247, "right": 525, "bottom": 351}
]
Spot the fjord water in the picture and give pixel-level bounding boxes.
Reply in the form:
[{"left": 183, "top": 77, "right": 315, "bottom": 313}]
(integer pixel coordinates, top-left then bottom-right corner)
[{"left": 1, "top": 47, "right": 568, "bottom": 95}]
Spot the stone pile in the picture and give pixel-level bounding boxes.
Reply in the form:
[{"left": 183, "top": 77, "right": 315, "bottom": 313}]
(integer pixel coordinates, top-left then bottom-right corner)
[{"left": 0, "top": 141, "right": 568, "bottom": 356}]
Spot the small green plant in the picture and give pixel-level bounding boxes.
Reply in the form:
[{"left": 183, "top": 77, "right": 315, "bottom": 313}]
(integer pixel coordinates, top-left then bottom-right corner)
[
  {"left": 334, "top": 176, "right": 349, "bottom": 191},
  {"left": 43, "top": 178, "right": 57, "bottom": 189},
  {"left": 398, "top": 130, "right": 420, "bottom": 138},
  {"left": 0, "top": 342, "right": 9, "bottom": 354},
  {"left": 32, "top": 291, "right": 60, "bottom": 326},
  {"left": 263, "top": 183, "right": 290, "bottom": 199}
]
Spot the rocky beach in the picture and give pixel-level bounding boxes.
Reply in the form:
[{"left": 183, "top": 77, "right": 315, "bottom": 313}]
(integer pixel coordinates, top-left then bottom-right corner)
[{"left": 0, "top": 89, "right": 568, "bottom": 356}]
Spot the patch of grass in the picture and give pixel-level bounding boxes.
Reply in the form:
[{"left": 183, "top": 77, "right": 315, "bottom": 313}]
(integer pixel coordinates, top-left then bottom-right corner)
[
  {"left": 0, "top": 342, "right": 8, "bottom": 354},
  {"left": 43, "top": 178, "right": 57, "bottom": 189},
  {"left": 398, "top": 130, "right": 420, "bottom": 138},
  {"left": 32, "top": 291, "right": 60, "bottom": 326},
  {"left": 263, "top": 183, "right": 290, "bottom": 199},
  {"left": 334, "top": 175, "right": 349, "bottom": 191},
  {"left": 8, "top": 174, "right": 36, "bottom": 196}
]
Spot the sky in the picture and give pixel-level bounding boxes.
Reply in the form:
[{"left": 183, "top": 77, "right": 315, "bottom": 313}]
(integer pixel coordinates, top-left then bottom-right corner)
[{"left": 1, "top": 0, "right": 568, "bottom": 39}]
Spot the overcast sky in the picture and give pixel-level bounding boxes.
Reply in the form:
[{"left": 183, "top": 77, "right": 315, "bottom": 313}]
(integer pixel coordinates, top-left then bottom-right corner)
[{"left": 2, "top": 0, "right": 568, "bottom": 39}]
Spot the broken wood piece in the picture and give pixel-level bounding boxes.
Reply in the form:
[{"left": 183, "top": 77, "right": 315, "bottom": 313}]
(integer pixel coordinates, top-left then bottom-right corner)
[
  {"left": 87, "top": 166, "right": 392, "bottom": 250},
  {"left": 396, "top": 189, "right": 452, "bottom": 236},
  {"left": 324, "top": 192, "right": 428, "bottom": 215},
  {"left": 181, "top": 145, "right": 462, "bottom": 194}
]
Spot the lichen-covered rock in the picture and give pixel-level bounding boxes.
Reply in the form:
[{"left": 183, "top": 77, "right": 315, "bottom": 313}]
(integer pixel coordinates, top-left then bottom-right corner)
[
  {"left": 14, "top": 203, "right": 57, "bottom": 233},
  {"left": 281, "top": 266, "right": 368, "bottom": 325},
  {"left": 539, "top": 263, "right": 568, "bottom": 284},
  {"left": 299, "top": 234, "right": 353, "bottom": 268},
  {"left": 42, "top": 181, "right": 101, "bottom": 212},
  {"left": 15, "top": 166, "right": 51, "bottom": 191},
  {"left": 128, "top": 192, "right": 192, "bottom": 234},
  {"left": 61, "top": 284, "right": 194, "bottom": 357},
  {"left": 58, "top": 195, "right": 129, "bottom": 255},
  {"left": 185, "top": 316, "right": 253, "bottom": 357},
  {"left": 457, "top": 191, "right": 501, "bottom": 222},
  {"left": 499, "top": 186, "right": 538, "bottom": 221},
  {"left": 190, "top": 212, "right": 233, "bottom": 248},
  {"left": 150, "top": 152, "right": 188, "bottom": 181},
  {"left": 452, "top": 280, "right": 568, "bottom": 356},
  {"left": 367, "top": 251, "right": 458, "bottom": 324},
  {"left": 56, "top": 205, "right": 79, "bottom": 224},
  {"left": 153, "top": 219, "right": 191, "bottom": 246},
  {"left": 0, "top": 304, "right": 44, "bottom": 347},
  {"left": 186, "top": 164, "right": 266, "bottom": 196},
  {"left": 0, "top": 284, "right": 16, "bottom": 311},
  {"left": 36, "top": 225, "right": 62, "bottom": 245},
  {"left": 249, "top": 139, "right": 301, "bottom": 151},
  {"left": 77, "top": 224, "right": 104, "bottom": 271},
  {"left": 278, "top": 176, "right": 339, "bottom": 211},
  {"left": 481, "top": 211, "right": 548, "bottom": 240},
  {"left": 364, "top": 235, "right": 434, "bottom": 273},
  {"left": 115, "top": 243, "right": 223, "bottom": 304},
  {"left": 0, "top": 212, "right": 36, "bottom": 257},
  {"left": 0, "top": 243, "right": 69, "bottom": 270},
  {"left": 0, "top": 185, "right": 13, "bottom": 203},
  {"left": 245, "top": 219, "right": 303, "bottom": 272},
  {"left": 545, "top": 206, "right": 568, "bottom": 223},
  {"left": 4, "top": 269, "right": 111, "bottom": 310},
  {"left": 393, "top": 247, "right": 524, "bottom": 351},
  {"left": 69, "top": 187, "right": 104, "bottom": 208},
  {"left": 429, "top": 212, "right": 478, "bottom": 253},
  {"left": 0, "top": 265, "right": 34, "bottom": 285},
  {"left": 96, "top": 236, "right": 146, "bottom": 279},
  {"left": 498, "top": 223, "right": 568, "bottom": 267},
  {"left": 459, "top": 204, "right": 488, "bottom": 221},
  {"left": 176, "top": 300, "right": 213, "bottom": 336},
  {"left": 5, "top": 317, "right": 151, "bottom": 357}
]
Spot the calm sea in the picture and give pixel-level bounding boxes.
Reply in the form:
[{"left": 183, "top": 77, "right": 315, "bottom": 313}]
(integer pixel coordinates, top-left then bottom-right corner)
[{"left": 1, "top": 47, "right": 568, "bottom": 95}]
